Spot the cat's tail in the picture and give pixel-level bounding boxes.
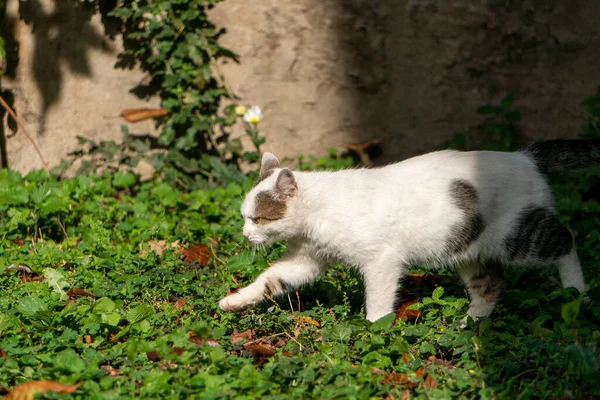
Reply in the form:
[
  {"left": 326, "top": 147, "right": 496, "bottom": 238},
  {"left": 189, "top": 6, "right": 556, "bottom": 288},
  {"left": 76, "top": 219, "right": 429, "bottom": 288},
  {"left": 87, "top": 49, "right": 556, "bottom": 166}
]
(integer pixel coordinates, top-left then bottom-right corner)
[{"left": 525, "top": 139, "right": 600, "bottom": 173}]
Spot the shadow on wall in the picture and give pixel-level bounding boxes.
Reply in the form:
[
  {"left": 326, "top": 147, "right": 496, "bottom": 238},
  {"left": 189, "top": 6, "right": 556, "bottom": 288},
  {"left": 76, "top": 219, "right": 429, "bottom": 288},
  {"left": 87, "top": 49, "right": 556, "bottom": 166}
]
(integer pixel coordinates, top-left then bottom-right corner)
[
  {"left": 1, "top": 0, "right": 118, "bottom": 140},
  {"left": 335, "top": 0, "right": 595, "bottom": 164}
]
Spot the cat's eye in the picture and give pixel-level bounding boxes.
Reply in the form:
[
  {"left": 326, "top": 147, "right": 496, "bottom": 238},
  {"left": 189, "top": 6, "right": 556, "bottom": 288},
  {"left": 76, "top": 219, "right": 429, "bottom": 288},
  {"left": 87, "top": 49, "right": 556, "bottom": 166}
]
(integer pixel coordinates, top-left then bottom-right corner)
[{"left": 251, "top": 217, "right": 261, "bottom": 224}]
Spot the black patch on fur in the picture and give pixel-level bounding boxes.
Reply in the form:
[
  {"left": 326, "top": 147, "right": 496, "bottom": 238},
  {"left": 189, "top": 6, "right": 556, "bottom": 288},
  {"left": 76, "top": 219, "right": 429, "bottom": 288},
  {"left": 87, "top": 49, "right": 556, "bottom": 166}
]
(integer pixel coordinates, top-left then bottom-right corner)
[
  {"left": 264, "top": 278, "right": 290, "bottom": 298},
  {"left": 446, "top": 180, "right": 485, "bottom": 254},
  {"left": 526, "top": 139, "right": 600, "bottom": 173},
  {"left": 504, "top": 206, "right": 573, "bottom": 261}
]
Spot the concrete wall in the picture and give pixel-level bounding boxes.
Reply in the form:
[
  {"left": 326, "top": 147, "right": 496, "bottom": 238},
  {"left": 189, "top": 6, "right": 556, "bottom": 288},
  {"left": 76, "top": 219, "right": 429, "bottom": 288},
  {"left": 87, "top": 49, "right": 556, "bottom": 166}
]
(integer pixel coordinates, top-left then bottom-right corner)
[{"left": 2, "top": 0, "right": 600, "bottom": 173}]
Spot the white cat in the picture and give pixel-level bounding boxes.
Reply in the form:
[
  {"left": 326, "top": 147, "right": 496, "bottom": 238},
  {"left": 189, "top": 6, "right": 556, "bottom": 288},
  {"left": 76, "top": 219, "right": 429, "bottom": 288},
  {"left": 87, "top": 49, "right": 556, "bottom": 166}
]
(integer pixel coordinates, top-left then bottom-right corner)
[{"left": 219, "top": 140, "right": 592, "bottom": 323}]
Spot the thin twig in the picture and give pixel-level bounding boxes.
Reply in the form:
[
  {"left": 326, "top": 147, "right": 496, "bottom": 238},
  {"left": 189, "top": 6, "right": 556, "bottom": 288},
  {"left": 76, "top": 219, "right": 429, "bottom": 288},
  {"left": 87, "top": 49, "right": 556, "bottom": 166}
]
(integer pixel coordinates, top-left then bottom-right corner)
[
  {"left": 56, "top": 216, "right": 69, "bottom": 240},
  {"left": 0, "top": 94, "right": 50, "bottom": 173}
]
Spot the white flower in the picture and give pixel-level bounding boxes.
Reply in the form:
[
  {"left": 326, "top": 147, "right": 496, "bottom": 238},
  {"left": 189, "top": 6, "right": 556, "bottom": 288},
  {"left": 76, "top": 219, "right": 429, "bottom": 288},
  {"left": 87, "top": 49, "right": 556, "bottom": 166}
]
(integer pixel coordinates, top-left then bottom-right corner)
[
  {"left": 235, "top": 105, "right": 247, "bottom": 116},
  {"left": 243, "top": 106, "right": 262, "bottom": 124}
]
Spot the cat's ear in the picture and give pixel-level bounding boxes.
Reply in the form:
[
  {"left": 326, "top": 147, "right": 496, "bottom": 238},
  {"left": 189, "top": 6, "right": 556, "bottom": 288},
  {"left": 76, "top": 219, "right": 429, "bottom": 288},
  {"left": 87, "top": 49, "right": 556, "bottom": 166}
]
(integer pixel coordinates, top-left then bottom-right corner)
[
  {"left": 275, "top": 169, "right": 297, "bottom": 198},
  {"left": 259, "top": 152, "right": 280, "bottom": 181}
]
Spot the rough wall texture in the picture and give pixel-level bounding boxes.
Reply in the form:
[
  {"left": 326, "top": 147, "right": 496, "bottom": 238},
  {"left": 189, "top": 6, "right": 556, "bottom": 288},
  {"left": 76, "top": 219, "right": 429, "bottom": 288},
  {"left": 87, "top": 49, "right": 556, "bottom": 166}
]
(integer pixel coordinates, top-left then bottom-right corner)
[
  {"left": 1, "top": 0, "right": 160, "bottom": 173},
  {"left": 2, "top": 0, "right": 600, "bottom": 173},
  {"left": 211, "top": 0, "right": 600, "bottom": 163}
]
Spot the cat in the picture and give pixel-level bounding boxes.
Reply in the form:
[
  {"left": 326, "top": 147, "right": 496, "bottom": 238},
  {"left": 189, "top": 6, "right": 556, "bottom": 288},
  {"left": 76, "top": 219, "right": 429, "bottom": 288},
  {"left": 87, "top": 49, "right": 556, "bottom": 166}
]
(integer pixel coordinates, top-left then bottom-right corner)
[{"left": 219, "top": 139, "right": 595, "bottom": 324}]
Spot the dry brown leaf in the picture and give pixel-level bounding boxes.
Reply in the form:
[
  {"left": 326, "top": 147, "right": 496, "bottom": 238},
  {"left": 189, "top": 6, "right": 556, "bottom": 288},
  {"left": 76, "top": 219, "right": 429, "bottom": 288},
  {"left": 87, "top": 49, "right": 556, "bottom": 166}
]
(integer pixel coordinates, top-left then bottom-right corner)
[
  {"left": 230, "top": 328, "right": 254, "bottom": 344},
  {"left": 0, "top": 348, "right": 6, "bottom": 357},
  {"left": 68, "top": 288, "right": 95, "bottom": 298},
  {"left": 424, "top": 374, "right": 438, "bottom": 389},
  {"left": 282, "top": 350, "right": 293, "bottom": 357},
  {"left": 402, "top": 352, "right": 409, "bottom": 364},
  {"left": 172, "top": 298, "right": 188, "bottom": 310},
  {"left": 146, "top": 351, "right": 161, "bottom": 362},
  {"left": 395, "top": 297, "right": 421, "bottom": 322},
  {"left": 205, "top": 338, "right": 220, "bottom": 347},
  {"left": 173, "top": 347, "right": 185, "bottom": 356},
  {"left": 120, "top": 108, "right": 169, "bottom": 123},
  {"left": 84, "top": 335, "right": 92, "bottom": 344},
  {"left": 181, "top": 243, "right": 211, "bottom": 265},
  {"left": 415, "top": 367, "right": 425, "bottom": 378},
  {"left": 147, "top": 240, "right": 180, "bottom": 256},
  {"left": 100, "top": 365, "right": 119, "bottom": 377},
  {"left": 3, "top": 380, "right": 81, "bottom": 400},
  {"left": 244, "top": 342, "right": 276, "bottom": 365},
  {"left": 381, "top": 371, "right": 410, "bottom": 386}
]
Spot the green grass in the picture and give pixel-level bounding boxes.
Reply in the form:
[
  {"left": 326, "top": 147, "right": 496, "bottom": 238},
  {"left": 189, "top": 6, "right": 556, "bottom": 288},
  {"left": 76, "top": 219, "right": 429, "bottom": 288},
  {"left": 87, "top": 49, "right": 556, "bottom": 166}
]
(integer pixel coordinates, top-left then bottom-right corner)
[{"left": 0, "top": 167, "right": 599, "bottom": 399}]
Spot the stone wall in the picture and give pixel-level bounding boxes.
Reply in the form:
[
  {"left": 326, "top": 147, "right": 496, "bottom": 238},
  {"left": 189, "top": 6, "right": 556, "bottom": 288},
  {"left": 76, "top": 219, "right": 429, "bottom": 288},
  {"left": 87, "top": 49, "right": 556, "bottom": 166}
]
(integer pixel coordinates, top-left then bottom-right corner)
[{"left": 2, "top": 0, "right": 600, "bottom": 173}]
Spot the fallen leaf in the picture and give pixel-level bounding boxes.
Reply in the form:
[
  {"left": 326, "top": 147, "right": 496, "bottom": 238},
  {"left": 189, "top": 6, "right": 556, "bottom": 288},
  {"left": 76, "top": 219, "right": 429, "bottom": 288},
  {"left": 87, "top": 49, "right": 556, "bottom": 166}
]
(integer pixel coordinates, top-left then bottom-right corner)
[
  {"left": 146, "top": 351, "right": 161, "bottom": 361},
  {"left": 100, "top": 365, "right": 119, "bottom": 376},
  {"left": 205, "top": 338, "right": 220, "bottom": 347},
  {"left": 293, "top": 315, "right": 320, "bottom": 327},
  {"left": 282, "top": 350, "right": 293, "bottom": 357},
  {"left": 147, "top": 240, "right": 180, "bottom": 256},
  {"left": 415, "top": 367, "right": 425, "bottom": 378},
  {"left": 424, "top": 373, "right": 438, "bottom": 389},
  {"left": 0, "top": 348, "right": 6, "bottom": 357},
  {"left": 395, "top": 297, "right": 421, "bottom": 322},
  {"left": 230, "top": 328, "right": 254, "bottom": 344},
  {"left": 5, "top": 264, "right": 32, "bottom": 274},
  {"left": 3, "top": 380, "right": 81, "bottom": 400},
  {"left": 84, "top": 335, "right": 92, "bottom": 344},
  {"left": 172, "top": 298, "right": 188, "bottom": 310},
  {"left": 244, "top": 342, "right": 276, "bottom": 365},
  {"left": 180, "top": 243, "right": 211, "bottom": 266},
  {"left": 173, "top": 347, "right": 185, "bottom": 356},
  {"left": 68, "top": 288, "right": 95, "bottom": 298},
  {"left": 381, "top": 372, "right": 410, "bottom": 386},
  {"left": 402, "top": 352, "right": 409, "bottom": 364},
  {"left": 120, "top": 107, "right": 169, "bottom": 123}
]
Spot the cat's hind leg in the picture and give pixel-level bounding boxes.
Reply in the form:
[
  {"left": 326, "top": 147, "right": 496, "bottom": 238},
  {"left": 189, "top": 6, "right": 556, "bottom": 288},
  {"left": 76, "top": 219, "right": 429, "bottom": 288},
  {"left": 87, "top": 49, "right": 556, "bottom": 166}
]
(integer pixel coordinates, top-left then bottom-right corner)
[
  {"left": 504, "top": 207, "right": 586, "bottom": 292},
  {"left": 456, "top": 261, "right": 503, "bottom": 327}
]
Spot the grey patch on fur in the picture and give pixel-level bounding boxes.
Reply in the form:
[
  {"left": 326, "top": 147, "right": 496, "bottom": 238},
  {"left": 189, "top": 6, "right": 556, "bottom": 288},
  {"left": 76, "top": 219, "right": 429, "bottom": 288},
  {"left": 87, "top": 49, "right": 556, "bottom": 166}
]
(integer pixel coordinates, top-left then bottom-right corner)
[
  {"left": 254, "top": 190, "right": 287, "bottom": 223},
  {"left": 504, "top": 206, "right": 573, "bottom": 260},
  {"left": 525, "top": 139, "right": 600, "bottom": 173},
  {"left": 446, "top": 179, "right": 485, "bottom": 254},
  {"left": 264, "top": 277, "right": 290, "bottom": 297},
  {"left": 469, "top": 266, "right": 504, "bottom": 303}
]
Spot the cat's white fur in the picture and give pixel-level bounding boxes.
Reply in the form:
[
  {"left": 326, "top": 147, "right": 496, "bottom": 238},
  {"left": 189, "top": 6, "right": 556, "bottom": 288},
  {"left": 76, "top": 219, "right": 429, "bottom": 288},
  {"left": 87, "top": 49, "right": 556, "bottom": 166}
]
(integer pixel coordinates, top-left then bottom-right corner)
[{"left": 220, "top": 150, "right": 586, "bottom": 322}]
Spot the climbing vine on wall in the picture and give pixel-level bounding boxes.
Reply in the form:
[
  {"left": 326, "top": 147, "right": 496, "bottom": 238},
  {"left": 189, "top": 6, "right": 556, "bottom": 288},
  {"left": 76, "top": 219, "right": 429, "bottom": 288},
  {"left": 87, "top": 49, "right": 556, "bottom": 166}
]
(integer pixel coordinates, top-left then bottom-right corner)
[{"left": 63, "top": 0, "right": 265, "bottom": 189}]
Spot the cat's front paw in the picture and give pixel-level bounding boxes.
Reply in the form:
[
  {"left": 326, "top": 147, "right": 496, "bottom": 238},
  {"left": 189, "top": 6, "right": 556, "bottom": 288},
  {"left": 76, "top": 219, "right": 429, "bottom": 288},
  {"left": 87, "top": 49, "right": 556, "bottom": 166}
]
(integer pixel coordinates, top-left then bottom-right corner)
[{"left": 219, "top": 293, "right": 250, "bottom": 312}]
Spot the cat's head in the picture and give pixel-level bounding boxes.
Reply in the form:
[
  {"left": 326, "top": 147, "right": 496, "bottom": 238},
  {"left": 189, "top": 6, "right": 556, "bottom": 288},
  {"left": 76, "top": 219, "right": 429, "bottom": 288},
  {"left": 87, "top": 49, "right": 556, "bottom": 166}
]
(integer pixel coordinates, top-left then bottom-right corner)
[{"left": 240, "top": 152, "right": 299, "bottom": 244}]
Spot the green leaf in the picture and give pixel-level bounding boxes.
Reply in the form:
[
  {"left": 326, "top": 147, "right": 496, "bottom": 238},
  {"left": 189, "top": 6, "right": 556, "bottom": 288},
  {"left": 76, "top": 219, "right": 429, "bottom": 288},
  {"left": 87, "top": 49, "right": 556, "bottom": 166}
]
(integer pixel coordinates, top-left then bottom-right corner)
[
  {"left": 43, "top": 268, "right": 69, "bottom": 300},
  {"left": 501, "top": 95, "right": 514, "bottom": 108},
  {"left": 93, "top": 297, "right": 116, "bottom": 314},
  {"left": 432, "top": 286, "right": 445, "bottom": 301},
  {"left": 370, "top": 312, "right": 396, "bottom": 332},
  {"left": 54, "top": 349, "right": 86, "bottom": 373},
  {"left": 126, "top": 303, "right": 156, "bottom": 324},
  {"left": 561, "top": 294, "right": 584, "bottom": 325},
  {"left": 113, "top": 172, "right": 137, "bottom": 188},
  {"left": 16, "top": 296, "right": 48, "bottom": 317}
]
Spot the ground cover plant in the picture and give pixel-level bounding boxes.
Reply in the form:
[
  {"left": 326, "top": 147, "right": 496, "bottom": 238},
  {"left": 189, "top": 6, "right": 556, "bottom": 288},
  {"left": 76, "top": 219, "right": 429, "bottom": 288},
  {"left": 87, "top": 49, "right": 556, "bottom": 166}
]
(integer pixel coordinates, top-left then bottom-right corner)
[
  {"left": 0, "top": 91, "right": 600, "bottom": 400},
  {"left": 0, "top": 143, "right": 599, "bottom": 399}
]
